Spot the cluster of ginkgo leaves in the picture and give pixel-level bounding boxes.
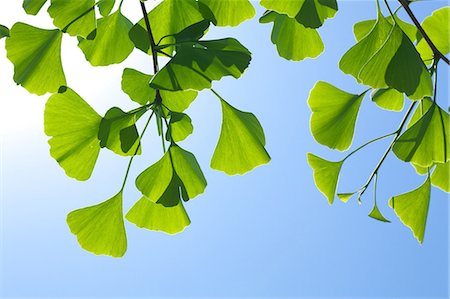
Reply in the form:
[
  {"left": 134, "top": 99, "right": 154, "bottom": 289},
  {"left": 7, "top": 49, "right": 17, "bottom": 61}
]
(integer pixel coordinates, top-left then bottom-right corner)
[{"left": 0, "top": 0, "right": 448, "bottom": 256}]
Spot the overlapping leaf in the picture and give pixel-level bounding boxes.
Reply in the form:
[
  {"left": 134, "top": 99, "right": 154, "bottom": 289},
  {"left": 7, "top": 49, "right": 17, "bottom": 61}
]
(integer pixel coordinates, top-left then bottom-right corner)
[
  {"left": 67, "top": 191, "right": 127, "bottom": 257},
  {"left": 23, "top": 0, "right": 48, "bottom": 15},
  {"left": 431, "top": 162, "right": 450, "bottom": 192},
  {"left": 260, "top": 0, "right": 338, "bottom": 29},
  {"left": 48, "top": 0, "right": 96, "bottom": 38},
  {"left": 0, "top": 25, "right": 9, "bottom": 39},
  {"left": 98, "top": 0, "right": 116, "bottom": 17},
  {"left": 260, "top": 11, "right": 324, "bottom": 61},
  {"left": 44, "top": 88, "right": 101, "bottom": 181},
  {"left": 211, "top": 98, "right": 270, "bottom": 175},
  {"left": 6, "top": 23, "right": 65, "bottom": 95},
  {"left": 389, "top": 178, "right": 431, "bottom": 244},
  {"left": 371, "top": 88, "right": 404, "bottom": 112},
  {"left": 198, "top": 0, "right": 255, "bottom": 27},
  {"left": 168, "top": 112, "right": 193, "bottom": 142},
  {"left": 78, "top": 10, "right": 134, "bottom": 66},
  {"left": 308, "top": 81, "right": 366, "bottom": 151},
  {"left": 307, "top": 153, "right": 343, "bottom": 204},
  {"left": 340, "top": 8, "right": 432, "bottom": 99},
  {"left": 353, "top": 14, "right": 417, "bottom": 43}
]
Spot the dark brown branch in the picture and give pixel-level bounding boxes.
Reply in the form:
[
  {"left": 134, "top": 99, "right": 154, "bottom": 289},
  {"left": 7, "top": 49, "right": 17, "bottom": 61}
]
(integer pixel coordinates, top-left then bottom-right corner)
[{"left": 398, "top": 0, "right": 449, "bottom": 66}]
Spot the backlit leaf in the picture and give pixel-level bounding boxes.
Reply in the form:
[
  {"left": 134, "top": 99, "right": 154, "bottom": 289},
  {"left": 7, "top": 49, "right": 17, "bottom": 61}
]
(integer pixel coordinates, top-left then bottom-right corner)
[
  {"left": 259, "top": 11, "right": 324, "bottom": 61},
  {"left": 308, "top": 81, "right": 366, "bottom": 151},
  {"left": 67, "top": 191, "right": 127, "bottom": 257},
  {"left": 44, "top": 88, "right": 101, "bottom": 181},
  {"left": 48, "top": 0, "right": 96, "bottom": 38},
  {"left": 337, "top": 193, "right": 354, "bottom": 203},
  {"left": 6, "top": 23, "right": 65, "bottom": 95},
  {"left": 371, "top": 88, "right": 404, "bottom": 112},
  {"left": 353, "top": 14, "right": 417, "bottom": 43},
  {"left": 168, "top": 112, "right": 193, "bottom": 142},
  {"left": 260, "top": 0, "right": 338, "bottom": 29},
  {"left": 368, "top": 204, "right": 390, "bottom": 222},
  {"left": 23, "top": 0, "right": 48, "bottom": 15},
  {"left": 98, "top": 0, "right": 116, "bottom": 17},
  {"left": 126, "top": 197, "right": 190, "bottom": 234},
  {"left": 431, "top": 162, "right": 450, "bottom": 193},
  {"left": 307, "top": 153, "right": 343, "bottom": 204},
  {"left": 389, "top": 178, "right": 431, "bottom": 244},
  {"left": 0, "top": 25, "right": 9, "bottom": 39},
  {"left": 78, "top": 10, "right": 133, "bottom": 66},
  {"left": 198, "top": 0, "right": 255, "bottom": 27}
]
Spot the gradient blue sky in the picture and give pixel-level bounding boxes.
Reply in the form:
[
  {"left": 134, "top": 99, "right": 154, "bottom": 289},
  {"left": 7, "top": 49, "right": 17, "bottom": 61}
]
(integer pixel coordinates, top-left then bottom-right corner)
[{"left": 1, "top": 1, "right": 449, "bottom": 298}]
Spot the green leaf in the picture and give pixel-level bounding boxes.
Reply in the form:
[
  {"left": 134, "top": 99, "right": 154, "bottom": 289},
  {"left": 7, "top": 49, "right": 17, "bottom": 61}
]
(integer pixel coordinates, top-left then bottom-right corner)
[
  {"left": 130, "top": 0, "right": 203, "bottom": 55},
  {"left": 393, "top": 100, "right": 450, "bottom": 167},
  {"left": 337, "top": 193, "right": 354, "bottom": 203},
  {"left": 340, "top": 9, "right": 432, "bottom": 99},
  {"left": 168, "top": 112, "right": 193, "bottom": 142},
  {"left": 126, "top": 197, "right": 190, "bottom": 234},
  {"left": 368, "top": 204, "right": 390, "bottom": 223},
  {"left": 98, "top": 107, "right": 144, "bottom": 156},
  {"left": 121, "top": 68, "right": 197, "bottom": 111},
  {"left": 78, "top": 10, "right": 134, "bottom": 66},
  {"left": 307, "top": 153, "right": 343, "bottom": 204},
  {"left": 98, "top": 0, "right": 116, "bottom": 17},
  {"left": 48, "top": 0, "right": 96, "bottom": 38},
  {"left": 211, "top": 98, "right": 270, "bottom": 175},
  {"left": 6, "top": 23, "right": 66, "bottom": 95},
  {"left": 416, "top": 7, "right": 450, "bottom": 63},
  {"left": 44, "top": 88, "right": 101, "bottom": 181},
  {"left": 23, "top": 0, "right": 48, "bottom": 15},
  {"left": 308, "top": 81, "right": 366, "bottom": 151},
  {"left": 198, "top": 0, "right": 255, "bottom": 27},
  {"left": 0, "top": 25, "right": 10, "bottom": 39},
  {"left": 389, "top": 178, "right": 431, "bottom": 244},
  {"left": 353, "top": 15, "right": 417, "bottom": 43},
  {"left": 170, "top": 145, "right": 207, "bottom": 200},
  {"left": 431, "top": 162, "right": 450, "bottom": 193},
  {"left": 67, "top": 191, "right": 127, "bottom": 257},
  {"left": 260, "top": 0, "right": 338, "bottom": 29},
  {"left": 259, "top": 11, "right": 324, "bottom": 61},
  {"left": 172, "top": 20, "right": 210, "bottom": 43},
  {"left": 371, "top": 88, "right": 404, "bottom": 112},
  {"left": 150, "top": 38, "right": 251, "bottom": 92}
]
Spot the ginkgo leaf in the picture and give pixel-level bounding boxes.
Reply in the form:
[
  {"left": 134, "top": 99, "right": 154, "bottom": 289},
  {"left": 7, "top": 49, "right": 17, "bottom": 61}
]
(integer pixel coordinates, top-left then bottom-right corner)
[
  {"left": 259, "top": 11, "right": 324, "bottom": 61},
  {"left": 168, "top": 112, "right": 193, "bottom": 142},
  {"left": 98, "top": 0, "right": 115, "bottom": 17},
  {"left": 307, "top": 153, "right": 343, "bottom": 204},
  {"left": 23, "top": 0, "right": 48, "bottom": 15},
  {"left": 431, "top": 162, "right": 450, "bottom": 193},
  {"left": 78, "top": 10, "right": 134, "bottom": 66},
  {"left": 416, "top": 7, "right": 450, "bottom": 63},
  {"left": 130, "top": 0, "right": 203, "bottom": 54},
  {"left": 48, "top": 0, "right": 96, "bottom": 38},
  {"left": 0, "top": 25, "right": 9, "bottom": 39},
  {"left": 170, "top": 144, "right": 207, "bottom": 200},
  {"left": 260, "top": 0, "right": 338, "bottom": 29},
  {"left": 171, "top": 20, "right": 210, "bottom": 43},
  {"left": 121, "top": 68, "right": 197, "bottom": 111},
  {"left": 340, "top": 9, "right": 432, "bottom": 99},
  {"left": 44, "top": 87, "right": 101, "bottom": 181},
  {"left": 368, "top": 204, "right": 390, "bottom": 222},
  {"left": 353, "top": 14, "right": 417, "bottom": 43},
  {"left": 126, "top": 197, "right": 190, "bottom": 234},
  {"left": 98, "top": 107, "right": 145, "bottom": 156},
  {"left": 6, "top": 23, "right": 65, "bottom": 95},
  {"left": 211, "top": 98, "right": 270, "bottom": 175},
  {"left": 337, "top": 193, "right": 354, "bottom": 203},
  {"left": 67, "top": 191, "right": 127, "bottom": 257},
  {"left": 371, "top": 88, "right": 404, "bottom": 112},
  {"left": 136, "top": 152, "right": 173, "bottom": 203},
  {"left": 198, "top": 0, "right": 255, "bottom": 27},
  {"left": 393, "top": 101, "right": 450, "bottom": 167},
  {"left": 389, "top": 178, "right": 431, "bottom": 244},
  {"left": 308, "top": 81, "right": 366, "bottom": 151},
  {"left": 150, "top": 38, "right": 251, "bottom": 92}
]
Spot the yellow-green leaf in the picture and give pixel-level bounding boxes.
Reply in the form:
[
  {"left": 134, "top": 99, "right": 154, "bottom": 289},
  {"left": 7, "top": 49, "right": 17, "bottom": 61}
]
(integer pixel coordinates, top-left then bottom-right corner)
[
  {"left": 48, "top": 0, "right": 96, "bottom": 38},
  {"left": 307, "top": 153, "right": 343, "bottom": 204},
  {"left": 371, "top": 88, "right": 404, "bottom": 112},
  {"left": 198, "top": 0, "right": 255, "bottom": 27}
]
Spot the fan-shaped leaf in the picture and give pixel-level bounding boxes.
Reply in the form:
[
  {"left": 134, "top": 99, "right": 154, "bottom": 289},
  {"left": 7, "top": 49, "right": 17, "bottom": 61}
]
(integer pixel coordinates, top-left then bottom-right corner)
[
  {"left": 198, "top": 0, "right": 255, "bottom": 27},
  {"left": 0, "top": 25, "right": 9, "bottom": 39},
  {"left": 368, "top": 204, "right": 390, "bottom": 222},
  {"left": 126, "top": 197, "right": 190, "bottom": 234},
  {"left": 353, "top": 14, "right": 417, "bottom": 43},
  {"left": 98, "top": 0, "right": 116, "bottom": 17},
  {"left": 44, "top": 88, "right": 101, "bottom": 181},
  {"left": 78, "top": 10, "right": 133, "bottom": 66},
  {"left": 150, "top": 38, "right": 251, "bottom": 91},
  {"left": 371, "top": 88, "right": 404, "bottom": 112},
  {"left": 260, "top": 0, "right": 338, "bottom": 29},
  {"left": 168, "top": 112, "right": 193, "bottom": 142},
  {"left": 23, "top": 0, "right": 48, "bottom": 15},
  {"left": 259, "top": 11, "right": 324, "bottom": 61},
  {"left": 389, "top": 178, "right": 431, "bottom": 244},
  {"left": 308, "top": 81, "right": 366, "bottom": 151},
  {"left": 211, "top": 98, "right": 270, "bottom": 175},
  {"left": 48, "top": 0, "right": 96, "bottom": 38},
  {"left": 307, "top": 153, "right": 343, "bottom": 204},
  {"left": 6, "top": 23, "right": 65, "bottom": 95},
  {"left": 67, "top": 192, "right": 127, "bottom": 257},
  {"left": 431, "top": 162, "right": 450, "bottom": 193}
]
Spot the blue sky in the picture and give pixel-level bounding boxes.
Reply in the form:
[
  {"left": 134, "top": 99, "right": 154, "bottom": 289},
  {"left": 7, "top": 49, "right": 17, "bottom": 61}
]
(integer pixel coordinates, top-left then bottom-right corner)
[{"left": 1, "top": 1, "right": 448, "bottom": 298}]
